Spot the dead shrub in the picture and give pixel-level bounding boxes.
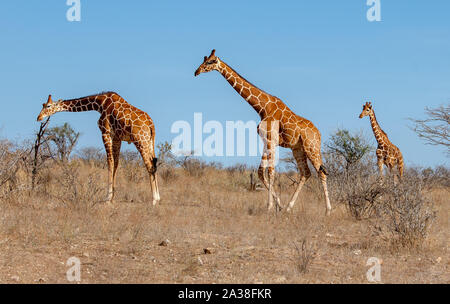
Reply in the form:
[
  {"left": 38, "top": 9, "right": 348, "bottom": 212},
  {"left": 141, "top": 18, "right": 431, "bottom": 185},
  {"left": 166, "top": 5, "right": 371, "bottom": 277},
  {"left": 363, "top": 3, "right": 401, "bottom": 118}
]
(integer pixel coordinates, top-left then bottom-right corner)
[
  {"left": 180, "top": 158, "right": 207, "bottom": 177},
  {"left": 372, "top": 176, "right": 437, "bottom": 249},
  {"left": 159, "top": 166, "right": 178, "bottom": 183},
  {"left": 49, "top": 162, "right": 104, "bottom": 210},
  {"left": 77, "top": 146, "right": 106, "bottom": 168},
  {"left": 327, "top": 154, "right": 438, "bottom": 249},
  {"left": 327, "top": 157, "right": 382, "bottom": 219},
  {"left": 292, "top": 238, "right": 316, "bottom": 274},
  {"left": 0, "top": 140, "right": 28, "bottom": 198}
]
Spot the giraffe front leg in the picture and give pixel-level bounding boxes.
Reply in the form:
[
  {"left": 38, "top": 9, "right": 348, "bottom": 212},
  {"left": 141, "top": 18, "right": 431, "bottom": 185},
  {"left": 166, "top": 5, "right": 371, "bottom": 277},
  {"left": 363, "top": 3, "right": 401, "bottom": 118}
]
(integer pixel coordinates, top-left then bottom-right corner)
[
  {"left": 258, "top": 152, "right": 269, "bottom": 190},
  {"left": 258, "top": 119, "right": 282, "bottom": 211},
  {"left": 112, "top": 137, "right": 122, "bottom": 199},
  {"left": 258, "top": 152, "right": 280, "bottom": 210},
  {"left": 266, "top": 142, "right": 282, "bottom": 211},
  {"left": 260, "top": 148, "right": 276, "bottom": 210},
  {"left": 102, "top": 133, "right": 115, "bottom": 204},
  {"left": 376, "top": 150, "right": 384, "bottom": 181}
]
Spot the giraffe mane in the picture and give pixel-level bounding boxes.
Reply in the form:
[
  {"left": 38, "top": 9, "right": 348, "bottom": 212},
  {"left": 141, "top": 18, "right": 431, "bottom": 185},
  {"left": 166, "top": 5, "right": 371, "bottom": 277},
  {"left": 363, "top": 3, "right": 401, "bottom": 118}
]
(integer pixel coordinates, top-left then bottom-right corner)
[
  {"left": 224, "top": 61, "right": 270, "bottom": 96},
  {"left": 62, "top": 91, "right": 119, "bottom": 102}
]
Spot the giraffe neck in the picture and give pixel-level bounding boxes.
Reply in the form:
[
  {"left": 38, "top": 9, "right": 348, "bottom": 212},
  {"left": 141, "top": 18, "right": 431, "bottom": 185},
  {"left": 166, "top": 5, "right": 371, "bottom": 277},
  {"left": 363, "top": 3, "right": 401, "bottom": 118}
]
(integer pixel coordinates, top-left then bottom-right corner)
[
  {"left": 369, "top": 111, "right": 388, "bottom": 146},
  {"left": 217, "top": 59, "right": 269, "bottom": 115},
  {"left": 54, "top": 95, "right": 104, "bottom": 114}
]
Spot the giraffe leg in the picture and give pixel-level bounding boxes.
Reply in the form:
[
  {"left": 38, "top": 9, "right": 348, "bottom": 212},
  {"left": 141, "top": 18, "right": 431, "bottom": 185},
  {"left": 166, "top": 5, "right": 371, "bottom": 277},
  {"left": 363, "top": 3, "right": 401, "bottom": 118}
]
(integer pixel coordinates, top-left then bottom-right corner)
[
  {"left": 102, "top": 133, "right": 115, "bottom": 204},
  {"left": 134, "top": 142, "right": 160, "bottom": 206},
  {"left": 397, "top": 159, "right": 404, "bottom": 181},
  {"left": 319, "top": 170, "right": 332, "bottom": 216},
  {"left": 257, "top": 151, "right": 269, "bottom": 190},
  {"left": 286, "top": 148, "right": 311, "bottom": 212},
  {"left": 112, "top": 137, "right": 122, "bottom": 198},
  {"left": 388, "top": 164, "right": 397, "bottom": 185},
  {"left": 308, "top": 156, "right": 332, "bottom": 216},
  {"left": 258, "top": 120, "right": 283, "bottom": 211},
  {"left": 376, "top": 150, "right": 384, "bottom": 181},
  {"left": 266, "top": 128, "right": 282, "bottom": 211}
]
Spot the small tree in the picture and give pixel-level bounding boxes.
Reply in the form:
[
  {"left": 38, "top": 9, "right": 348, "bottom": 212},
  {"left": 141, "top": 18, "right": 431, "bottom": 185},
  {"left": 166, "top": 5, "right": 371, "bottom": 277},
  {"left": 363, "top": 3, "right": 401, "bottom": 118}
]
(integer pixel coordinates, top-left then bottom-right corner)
[
  {"left": 47, "top": 123, "right": 80, "bottom": 162},
  {"left": 325, "top": 129, "right": 373, "bottom": 171},
  {"left": 156, "top": 141, "right": 176, "bottom": 167},
  {"left": 77, "top": 146, "right": 105, "bottom": 167},
  {"left": 409, "top": 104, "right": 449, "bottom": 156},
  {"left": 30, "top": 117, "right": 53, "bottom": 189}
]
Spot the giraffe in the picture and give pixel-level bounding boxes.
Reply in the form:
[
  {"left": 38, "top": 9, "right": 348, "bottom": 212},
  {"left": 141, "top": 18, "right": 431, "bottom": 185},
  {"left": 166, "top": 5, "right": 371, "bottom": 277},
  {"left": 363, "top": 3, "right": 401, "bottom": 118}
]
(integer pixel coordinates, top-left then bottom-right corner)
[
  {"left": 195, "top": 50, "right": 332, "bottom": 215},
  {"left": 36, "top": 92, "right": 161, "bottom": 205},
  {"left": 359, "top": 101, "right": 404, "bottom": 181}
]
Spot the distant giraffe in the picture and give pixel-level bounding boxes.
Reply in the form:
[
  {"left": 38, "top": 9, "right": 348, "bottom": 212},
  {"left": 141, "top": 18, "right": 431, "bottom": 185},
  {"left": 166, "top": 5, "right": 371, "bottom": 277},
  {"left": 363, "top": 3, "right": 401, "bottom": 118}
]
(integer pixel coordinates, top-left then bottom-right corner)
[
  {"left": 359, "top": 101, "right": 404, "bottom": 181},
  {"left": 195, "top": 50, "right": 331, "bottom": 215},
  {"left": 37, "top": 92, "right": 160, "bottom": 205}
]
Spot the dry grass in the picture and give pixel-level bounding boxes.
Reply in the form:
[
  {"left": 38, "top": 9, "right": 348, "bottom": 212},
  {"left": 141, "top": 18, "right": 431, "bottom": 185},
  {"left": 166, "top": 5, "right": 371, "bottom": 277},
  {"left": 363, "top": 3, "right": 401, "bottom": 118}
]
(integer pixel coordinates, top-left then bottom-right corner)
[{"left": 0, "top": 151, "right": 448, "bottom": 284}]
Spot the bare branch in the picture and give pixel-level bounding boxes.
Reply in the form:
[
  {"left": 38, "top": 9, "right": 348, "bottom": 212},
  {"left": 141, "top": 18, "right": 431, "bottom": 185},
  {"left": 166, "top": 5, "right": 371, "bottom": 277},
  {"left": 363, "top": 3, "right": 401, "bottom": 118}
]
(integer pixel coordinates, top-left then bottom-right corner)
[{"left": 409, "top": 104, "right": 449, "bottom": 156}]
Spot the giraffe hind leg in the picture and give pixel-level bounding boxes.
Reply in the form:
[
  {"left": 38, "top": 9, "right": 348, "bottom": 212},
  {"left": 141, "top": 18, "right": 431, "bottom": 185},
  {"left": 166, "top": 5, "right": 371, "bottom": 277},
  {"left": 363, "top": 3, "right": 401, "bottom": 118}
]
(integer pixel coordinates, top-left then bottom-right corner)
[
  {"left": 134, "top": 141, "right": 160, "bottom": 205},
  {"left": 286, "top": 148, "right": 311, "bottom": 212},
  {"left": 102, "top": 133, "right": 115, "bottom": 204},
  {"left": 308, "top": 155, "right": 332, "bottom": 216}
]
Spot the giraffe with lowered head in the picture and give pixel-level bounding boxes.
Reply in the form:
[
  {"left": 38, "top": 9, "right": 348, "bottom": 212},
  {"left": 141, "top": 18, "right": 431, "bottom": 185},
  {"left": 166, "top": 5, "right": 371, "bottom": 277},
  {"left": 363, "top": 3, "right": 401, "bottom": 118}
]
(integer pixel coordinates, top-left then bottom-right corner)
[
  {"left": 195, "top": 50, "right": 332, "bottom": 215},
  {"left": 359, "top": 101, "right": 404, "bottom": 180},
  {"left": 37, "top": 92, "right": 160, "bottom": 205}
]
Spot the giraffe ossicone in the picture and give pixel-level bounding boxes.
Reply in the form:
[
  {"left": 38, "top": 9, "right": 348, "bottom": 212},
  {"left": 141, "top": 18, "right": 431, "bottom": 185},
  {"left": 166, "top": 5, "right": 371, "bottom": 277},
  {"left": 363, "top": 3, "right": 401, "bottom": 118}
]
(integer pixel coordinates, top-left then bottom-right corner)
[
  {"left": 37, "top": 92, "right": 160, "bottom": 205},
  {"left": 195, "top": 49, "right": 332, "bottom": 215}
]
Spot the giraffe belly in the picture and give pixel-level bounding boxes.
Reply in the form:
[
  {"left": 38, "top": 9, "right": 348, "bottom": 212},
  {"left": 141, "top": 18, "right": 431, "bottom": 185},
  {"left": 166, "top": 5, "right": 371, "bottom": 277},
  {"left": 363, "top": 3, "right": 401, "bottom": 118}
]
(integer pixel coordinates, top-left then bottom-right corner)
[{"left": 121, "top": 134, "right": 133, "bottom": 144}]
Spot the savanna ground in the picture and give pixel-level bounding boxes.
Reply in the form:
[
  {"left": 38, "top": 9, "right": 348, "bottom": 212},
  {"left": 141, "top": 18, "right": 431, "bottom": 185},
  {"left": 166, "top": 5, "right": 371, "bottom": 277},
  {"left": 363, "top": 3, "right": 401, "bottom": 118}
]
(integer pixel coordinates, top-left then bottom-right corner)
[{"left": 0, "top": 143, "right": 448, "bottom": 284}]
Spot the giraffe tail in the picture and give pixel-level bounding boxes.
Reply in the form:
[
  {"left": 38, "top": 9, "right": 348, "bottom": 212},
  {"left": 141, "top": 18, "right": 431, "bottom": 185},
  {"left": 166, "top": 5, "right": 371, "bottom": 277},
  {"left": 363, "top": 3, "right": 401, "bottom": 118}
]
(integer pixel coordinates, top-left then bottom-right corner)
[
  {"left": 319, "top": 165, "right": 329, "bottom": 176},
  {"left": 398, "top": 154, "right": 404, "bottom": 178},
  {"left": 152, "top": 157, "right": 158, "bottom": 173}
]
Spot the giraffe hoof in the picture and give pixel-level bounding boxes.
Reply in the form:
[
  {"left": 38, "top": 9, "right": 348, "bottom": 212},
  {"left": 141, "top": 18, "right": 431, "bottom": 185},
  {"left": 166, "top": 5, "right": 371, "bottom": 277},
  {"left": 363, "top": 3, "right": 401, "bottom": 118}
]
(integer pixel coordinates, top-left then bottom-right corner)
[{"left": 325, "top": 209, "right": 331, "bottom": 216}]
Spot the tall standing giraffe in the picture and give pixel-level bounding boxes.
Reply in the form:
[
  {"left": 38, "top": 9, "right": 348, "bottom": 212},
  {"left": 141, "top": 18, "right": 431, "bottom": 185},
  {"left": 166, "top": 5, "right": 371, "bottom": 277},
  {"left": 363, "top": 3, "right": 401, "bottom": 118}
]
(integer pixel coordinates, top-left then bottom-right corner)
[
  {"left": 37, "top": 92, "right": 160, "bottom": 205},
  {"left": 195, "top": 50, "right": 331, "bottom": 215},
  {"left": 359, "top": 101, "right": 404, "bottom": 180}
]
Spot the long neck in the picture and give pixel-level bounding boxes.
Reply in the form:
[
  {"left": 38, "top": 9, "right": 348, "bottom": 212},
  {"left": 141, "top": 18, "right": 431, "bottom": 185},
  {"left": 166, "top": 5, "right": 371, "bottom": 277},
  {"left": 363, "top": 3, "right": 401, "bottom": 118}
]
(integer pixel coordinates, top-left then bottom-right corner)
[
  {"left": 217, "top": 59, "right": 270, "bottom": 115},
  {"left": 54, "top": 96, "right": 103, "bottom": 114},
  {"left": 369, "top": 111, "right": 387, "bottom": 145}
]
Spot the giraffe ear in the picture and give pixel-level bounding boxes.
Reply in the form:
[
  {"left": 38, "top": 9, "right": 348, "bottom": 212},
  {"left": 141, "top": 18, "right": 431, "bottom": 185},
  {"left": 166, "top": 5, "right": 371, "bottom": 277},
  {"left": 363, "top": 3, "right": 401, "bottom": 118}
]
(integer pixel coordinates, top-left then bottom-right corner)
[
  {"left": 204, "top": 56, "right": 208, "bottom": 63},
  {"left": 210, "top": 49, "right": 216, "bottom": 57},
  {"left": 47, "top": 95, "right": 53, "bottom": 104}
]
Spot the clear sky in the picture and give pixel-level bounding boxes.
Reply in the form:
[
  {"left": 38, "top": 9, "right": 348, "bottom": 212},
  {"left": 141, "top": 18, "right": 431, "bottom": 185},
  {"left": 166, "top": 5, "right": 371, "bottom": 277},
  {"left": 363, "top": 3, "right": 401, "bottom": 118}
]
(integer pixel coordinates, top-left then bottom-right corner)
[{"left": 0, "top": 1, "right": 448, "bottom": 168}]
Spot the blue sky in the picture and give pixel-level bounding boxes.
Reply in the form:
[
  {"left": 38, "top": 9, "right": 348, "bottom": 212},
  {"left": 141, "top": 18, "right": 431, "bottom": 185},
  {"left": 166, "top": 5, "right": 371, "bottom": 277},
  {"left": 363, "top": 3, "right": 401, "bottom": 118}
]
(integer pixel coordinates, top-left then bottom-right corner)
[{"left": 0, "top": 1, "right": 448, "bottom": 167}]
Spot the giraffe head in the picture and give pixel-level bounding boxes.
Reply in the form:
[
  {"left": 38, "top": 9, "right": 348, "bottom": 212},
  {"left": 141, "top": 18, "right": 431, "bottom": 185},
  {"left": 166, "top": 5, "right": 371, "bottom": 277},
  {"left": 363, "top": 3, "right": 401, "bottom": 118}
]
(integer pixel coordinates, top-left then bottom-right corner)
[
  {"left": 37, "top": 95, "right": 61, "bottom": 121},
  {"left": 359, "top": 101, "right": 373, "bottom": 119},
  {"left": 194, "top": 49, "right": 220, "bottom": 76}
]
